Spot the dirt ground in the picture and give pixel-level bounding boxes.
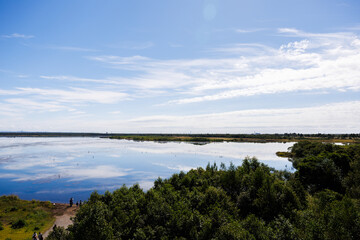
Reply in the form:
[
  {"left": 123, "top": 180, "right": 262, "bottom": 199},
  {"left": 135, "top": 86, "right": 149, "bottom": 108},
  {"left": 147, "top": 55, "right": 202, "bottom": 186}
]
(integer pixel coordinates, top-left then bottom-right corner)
[{"left": 43, "top": 203, "right": 77, "bottom": 238}]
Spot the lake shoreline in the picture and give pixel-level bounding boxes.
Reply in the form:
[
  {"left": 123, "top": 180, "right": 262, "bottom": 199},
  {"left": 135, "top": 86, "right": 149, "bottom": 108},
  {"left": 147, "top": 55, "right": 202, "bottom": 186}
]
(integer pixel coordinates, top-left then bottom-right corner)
[{"left": 0, "top": 132, "right": 358, "bottom": 143}]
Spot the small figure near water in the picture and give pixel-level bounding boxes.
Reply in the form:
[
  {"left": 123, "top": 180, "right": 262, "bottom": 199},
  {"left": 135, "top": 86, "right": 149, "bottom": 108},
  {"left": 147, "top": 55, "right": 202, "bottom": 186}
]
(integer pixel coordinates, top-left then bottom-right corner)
[
  {"left": 32, "top": 232, "right": 38, "bottom": 240},
  {"left": 79, "top": 200, "right": 82, "bottom": 207},
  {"left": 76, "top": 201, "right": 79, "bottom": 207},
  {"left": 69, "top": 197, "right": 73, "bottom": 207}
]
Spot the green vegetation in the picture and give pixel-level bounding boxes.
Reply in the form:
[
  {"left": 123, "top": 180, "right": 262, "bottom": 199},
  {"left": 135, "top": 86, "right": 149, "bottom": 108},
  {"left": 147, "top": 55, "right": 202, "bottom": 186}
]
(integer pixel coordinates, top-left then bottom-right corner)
[
  {"left": 47, "top": 226, "right": 69, "bottom": 240},
  {"left": 275, "top": 151, "right": 293, "bottom": 158},
  {"left": 0, "top": 195, "right": 55, "bottom": 240},
  {"left": 108, "top": 133, "right": 360, "bottom": 143},
  {"left": 48, "top": 141, "right": 360, "bottom": 240},
  {"left": 108, "top": 135, "right": 224, "bottom": 143},
  {"left": 1, "top": 132, "right": 359, "bottom": 143}
]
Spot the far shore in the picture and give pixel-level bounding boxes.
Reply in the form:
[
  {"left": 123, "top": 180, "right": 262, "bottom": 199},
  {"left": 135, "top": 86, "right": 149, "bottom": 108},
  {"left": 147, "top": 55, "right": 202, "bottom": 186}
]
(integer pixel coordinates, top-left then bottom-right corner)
[{"left": 0, "top": 132, "right": 359, "bottom": 144}]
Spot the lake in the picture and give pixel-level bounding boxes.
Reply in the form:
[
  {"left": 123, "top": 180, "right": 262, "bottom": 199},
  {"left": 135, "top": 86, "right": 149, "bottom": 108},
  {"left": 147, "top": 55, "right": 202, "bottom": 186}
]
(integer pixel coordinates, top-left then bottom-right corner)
[{"left": 0, "top": 137, "right": 294, "bottom": 203}]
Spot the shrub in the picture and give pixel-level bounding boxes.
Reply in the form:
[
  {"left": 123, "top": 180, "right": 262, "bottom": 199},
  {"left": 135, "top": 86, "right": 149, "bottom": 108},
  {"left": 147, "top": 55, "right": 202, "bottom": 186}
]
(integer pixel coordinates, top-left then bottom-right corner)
[
  {"left": 47, "top": 226, "right": 70, "bottom": 240},
  {"left": 11, "top": 219, "right": 26, "bottom": 229},
  {"left": 10, "top": 207, "right": 18, "bottom": 212}
]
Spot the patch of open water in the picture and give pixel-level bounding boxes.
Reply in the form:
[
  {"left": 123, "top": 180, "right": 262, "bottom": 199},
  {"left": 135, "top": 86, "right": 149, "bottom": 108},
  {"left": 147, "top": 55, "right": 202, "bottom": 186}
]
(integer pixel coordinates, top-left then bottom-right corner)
[{"left": 0, "top": 137, "right": 294, "bottom": 203}]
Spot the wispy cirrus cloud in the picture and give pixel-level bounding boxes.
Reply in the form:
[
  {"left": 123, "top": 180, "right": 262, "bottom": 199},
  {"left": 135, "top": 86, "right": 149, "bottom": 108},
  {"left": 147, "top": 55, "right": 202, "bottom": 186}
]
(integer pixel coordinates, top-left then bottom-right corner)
[
  {"left": 87, "top": 29, "right": 360, "bottom": 105},
  {"left": 0, "top": 87, "right": 130, "bottom": 118},
  {"left": 6, "top": 165, "right": 130, "bottom": 182},
  {"left": 107, "top": 41, "right": 154, "bottom": 50},
  {"left": 3, "top": 87, "right": 130, "bottom": 104},
  {"left": 2, "top": 33, "right": 34, "bottom": 39},
  {"left": 40, "top": 75, "right": 119, "bottom": 85},
  {"left": 5, "top": 98, "right": 72, "bottom": 112},
  {"left": 124, "top": 101, "right": 360, "bottom": 133},
  {"left": 235, "top": 28, "right": 267, "bottom": 33},
  {"left": 2, "top": 100, "right": 357, "bottom": 133},
  {"left": 46, "top": 45, "right": 98, "bottom": 52}
]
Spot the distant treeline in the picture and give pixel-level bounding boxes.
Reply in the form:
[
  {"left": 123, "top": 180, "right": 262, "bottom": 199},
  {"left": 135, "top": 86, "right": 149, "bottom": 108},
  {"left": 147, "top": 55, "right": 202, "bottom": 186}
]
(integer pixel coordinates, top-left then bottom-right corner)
[
  {"left": 109, "top": 133, "right": 360, "bottom": 143},
  {"left": 0, "top": 132, "right": 109, "bottom": 137},
  {"left": 46, "top": 141, "right": 360, "bottom": 240},
  {"left": 1, "top": 132, "right": 359, "bottom": 143}
]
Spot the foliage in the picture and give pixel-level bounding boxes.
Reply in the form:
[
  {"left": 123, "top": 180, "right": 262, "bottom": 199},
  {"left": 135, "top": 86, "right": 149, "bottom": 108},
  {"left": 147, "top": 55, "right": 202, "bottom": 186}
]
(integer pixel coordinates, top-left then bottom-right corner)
[
  {"left": 46, "top": 226, "right": 70, "bottom": 240},
  {"left": 295, "top": 191, "right": 360, "bottom": 240},
  {"left": 11, "top": 219, "right": 26, "bottom": 229},
  {"left": 289, "top": 141, "right": 360, "bottom": 196}
]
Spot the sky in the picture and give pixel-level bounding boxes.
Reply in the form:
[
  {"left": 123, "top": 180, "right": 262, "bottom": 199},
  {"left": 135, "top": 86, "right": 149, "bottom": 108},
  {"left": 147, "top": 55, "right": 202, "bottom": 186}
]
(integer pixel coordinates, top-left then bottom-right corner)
[{"left": 0, "top": 0, "right": 359, "bottom": 133}]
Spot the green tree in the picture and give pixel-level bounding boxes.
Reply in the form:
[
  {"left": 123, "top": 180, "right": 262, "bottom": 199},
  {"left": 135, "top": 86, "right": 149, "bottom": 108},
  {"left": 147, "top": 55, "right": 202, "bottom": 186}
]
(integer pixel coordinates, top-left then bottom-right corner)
[{"left": 69, "top": 200, "right": 113, "bottom": 240}]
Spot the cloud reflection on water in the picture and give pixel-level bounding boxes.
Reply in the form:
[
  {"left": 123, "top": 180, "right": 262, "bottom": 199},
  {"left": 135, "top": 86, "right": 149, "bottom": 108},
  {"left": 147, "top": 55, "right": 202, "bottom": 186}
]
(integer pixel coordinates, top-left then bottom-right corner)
[{"left": 0, "top": 137, "right": 293, "bottom": 201}]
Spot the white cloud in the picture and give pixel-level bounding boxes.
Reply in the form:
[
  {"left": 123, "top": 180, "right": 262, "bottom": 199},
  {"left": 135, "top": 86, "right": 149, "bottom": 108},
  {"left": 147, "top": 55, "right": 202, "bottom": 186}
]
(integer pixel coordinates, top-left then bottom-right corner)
[
  {"left": 1, "top": 28, "right": 359, "bottom": 133},
  {"left": 87, "top": 29, "right": 360, "bottom": 105},
  {"left": 152, "top": 162, "right": 194, "bottom": 172},
  {"left": 236, "top": 28, "right": 266, "bottom": 33},
  {"left": 123, "top": 101, "right": 360, "bottom": 133},
  {"left": 107, "top": 41, "right": 154, "bottom": 50},
  {"left": 130, "top": 141, "right": 293, "bottom": 161},
  {"left": 5, "top": 98, "right": 72, "bottom": 112},
  {"left": 2, "top": 101, "right": 358, "bottom": 133},
  {"left": 8, "top": 165, "right": 130, "bottom": 182},
  {"left": 46, "top": 45, "right": 97, "bottom": 52},
  {"left": 40, "top": 75, "right": 121, "bottom": 85},
  {"left": 280, "top": 40, "right": 309, "bottom": 54},
  {"left": 17, "top": 87, "right": 130, "bottom": 104},
  {"left": 0, "top": 87, "right": 129, "bottom": 104},
  {"left": 60, "top": 165, "right": 129, "bottom": 181},
  {"left": 2, "top": 33, "right": 34, "bottom": 39},
  {"left": 0, "top": 86, "right": 130, "bottom": 118}
]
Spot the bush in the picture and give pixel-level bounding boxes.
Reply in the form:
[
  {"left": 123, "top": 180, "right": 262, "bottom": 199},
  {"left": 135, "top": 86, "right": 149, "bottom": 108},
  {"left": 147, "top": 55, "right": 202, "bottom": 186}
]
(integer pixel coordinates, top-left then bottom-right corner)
[
  {"left": 46, "top": 226, "right": 70, "bottom": 240},
  {"left": 0, "top": 222, "right": 3, "bottom": 231},
  {"left": 4, "top": 207, "right": 18, "bottom": 213},
  {"left": 9, "top": 207, "right": 18, "bottom": 212},
  {"left": 11, "top": 219, "right": 26, "bottom": 229}
]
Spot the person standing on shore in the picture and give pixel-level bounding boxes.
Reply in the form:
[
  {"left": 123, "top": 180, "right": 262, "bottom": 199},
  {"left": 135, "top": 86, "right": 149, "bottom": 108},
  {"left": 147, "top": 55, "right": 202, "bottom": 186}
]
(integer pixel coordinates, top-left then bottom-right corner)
[{"left": 69, "top": 197, "right": 73, "bottom": 207}]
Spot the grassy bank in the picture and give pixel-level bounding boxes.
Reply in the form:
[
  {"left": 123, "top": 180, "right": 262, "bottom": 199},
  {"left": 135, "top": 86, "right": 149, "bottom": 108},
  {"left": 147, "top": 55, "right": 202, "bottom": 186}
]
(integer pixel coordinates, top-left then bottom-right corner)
[{"left": 0, "top": 195, "right": 55, "bottom": 240}]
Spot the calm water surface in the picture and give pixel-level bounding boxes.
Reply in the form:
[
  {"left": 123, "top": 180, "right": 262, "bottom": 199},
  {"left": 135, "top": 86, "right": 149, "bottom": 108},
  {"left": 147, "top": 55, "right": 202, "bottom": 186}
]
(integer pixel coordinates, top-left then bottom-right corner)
[{"left": 0, "top": 137, "right": 294, "bottom": 202}]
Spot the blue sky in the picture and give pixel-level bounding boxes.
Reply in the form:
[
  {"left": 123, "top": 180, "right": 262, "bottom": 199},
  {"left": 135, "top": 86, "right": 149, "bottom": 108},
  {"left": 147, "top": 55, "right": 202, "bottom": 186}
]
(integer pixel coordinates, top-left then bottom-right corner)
[{"left": 0, "top": 0, "right": 359, "bottom": 133}]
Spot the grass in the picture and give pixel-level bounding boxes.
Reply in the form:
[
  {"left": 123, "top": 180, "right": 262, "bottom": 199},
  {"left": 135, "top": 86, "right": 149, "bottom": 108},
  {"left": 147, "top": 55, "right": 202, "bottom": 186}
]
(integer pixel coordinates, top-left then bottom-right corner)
[
  {"left": 276, "top": 151, "right": 293, "bottom": 158},
  {"left": 0, "top": 195, "right": 55, "bottom": 240}
]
